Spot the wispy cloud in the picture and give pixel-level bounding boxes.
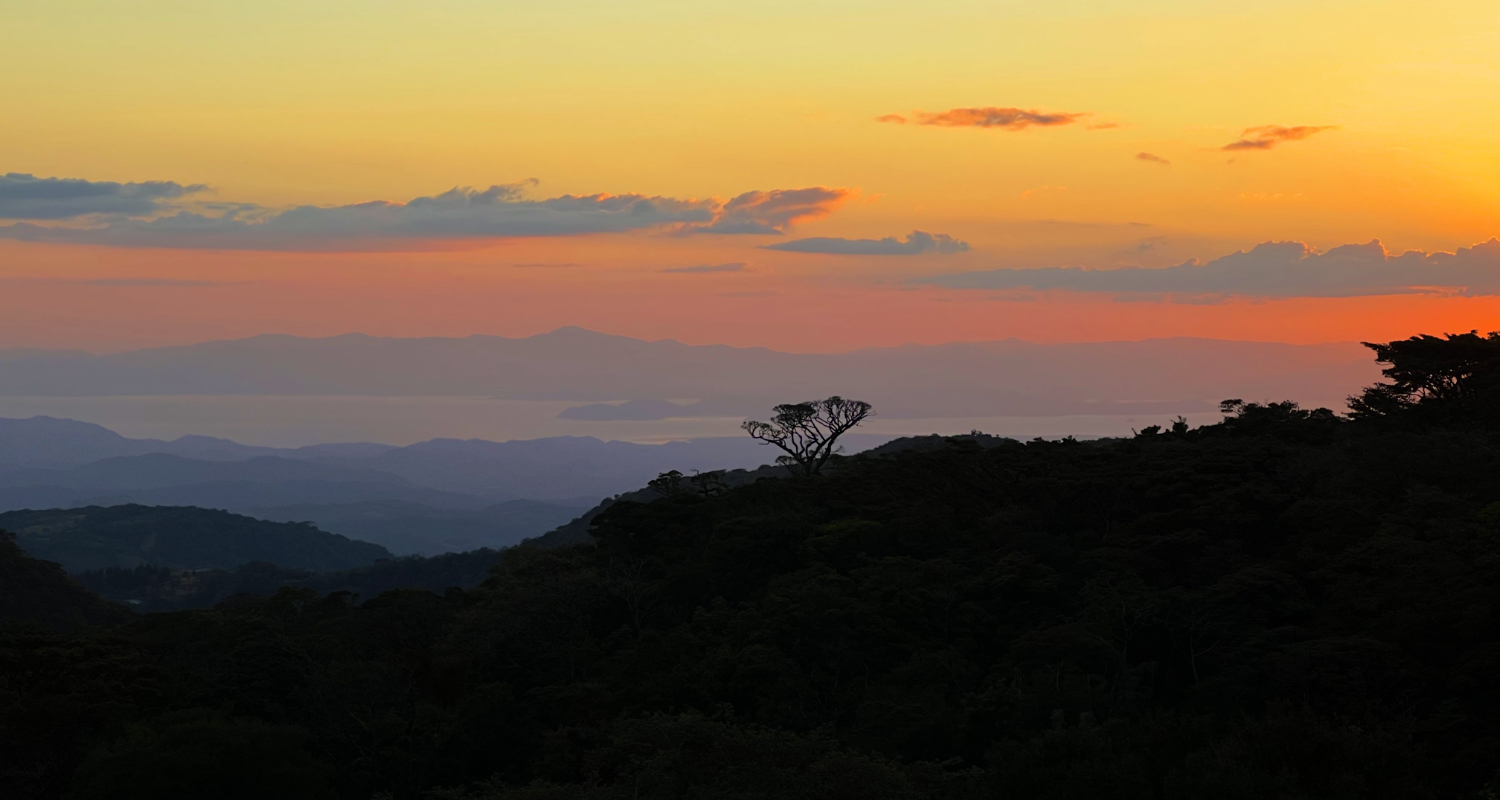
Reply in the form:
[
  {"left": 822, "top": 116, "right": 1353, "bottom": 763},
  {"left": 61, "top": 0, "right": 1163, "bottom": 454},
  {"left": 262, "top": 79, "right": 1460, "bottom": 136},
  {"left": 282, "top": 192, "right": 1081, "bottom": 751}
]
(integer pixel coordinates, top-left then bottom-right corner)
[
  {"left": 0, "top": 175, "right": 854, "bottom": 250},
  {"left": 661, "top": 262, "right": 747, "bottom": 274},
  {"left": 0, "top": 173, "right": 207, "bottom": 220},
  {"left": 878, "top": 107, "right": 1088, "bottom": 131},
  {"left": 679, "top": 187, "right": 851, "bottom": 235},
  {"left": 912, "top": 239, "right": 1500, "bottom": 300},
  {"left": 1136, "top": 152, "right": 1171, "bottom": 165},
  {"left": 764, "top": 230, "right": 969, "bottom": 255},
  {"left": 1221, "top": 125, "right": 1335, "bottom": 151}
]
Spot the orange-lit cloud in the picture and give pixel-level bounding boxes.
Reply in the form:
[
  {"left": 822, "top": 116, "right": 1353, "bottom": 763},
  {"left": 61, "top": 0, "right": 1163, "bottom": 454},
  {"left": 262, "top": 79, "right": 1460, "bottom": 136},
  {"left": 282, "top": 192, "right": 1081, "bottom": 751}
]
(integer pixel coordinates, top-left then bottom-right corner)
[
  {"left": 879, "top": 107, "right": 1088, "bottom": 130},
  {"left": 1221, "top": 125, "right": 1336, "bottom": 151},
  {"left": 11, "top": 237, "right": 1500, "bottom": 356},
  {"left": 1136, "top": 152, "right": 1170, "bottom": 165},
  {"left": 680, "top": 187, "right": 852, "bottom": 235}
]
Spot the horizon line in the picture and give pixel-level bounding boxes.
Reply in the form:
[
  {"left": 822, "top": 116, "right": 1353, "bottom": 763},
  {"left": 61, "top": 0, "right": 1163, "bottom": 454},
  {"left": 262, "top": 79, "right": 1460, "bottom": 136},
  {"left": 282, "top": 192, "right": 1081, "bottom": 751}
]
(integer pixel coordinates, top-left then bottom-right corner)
[{"left": 0, "top": 325, "right": 1370, "bottom": 359}]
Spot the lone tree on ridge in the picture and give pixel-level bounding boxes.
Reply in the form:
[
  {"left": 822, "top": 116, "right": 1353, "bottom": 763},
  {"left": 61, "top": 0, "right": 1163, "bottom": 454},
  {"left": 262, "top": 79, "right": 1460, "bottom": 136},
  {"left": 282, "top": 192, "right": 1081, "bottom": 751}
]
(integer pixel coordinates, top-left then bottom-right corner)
[
  {"left": 742, "top": 396, "right": 873, "bottom": 477},
  {"left": 1348, "top": 330, "right": 1500, "bottom": 424}
]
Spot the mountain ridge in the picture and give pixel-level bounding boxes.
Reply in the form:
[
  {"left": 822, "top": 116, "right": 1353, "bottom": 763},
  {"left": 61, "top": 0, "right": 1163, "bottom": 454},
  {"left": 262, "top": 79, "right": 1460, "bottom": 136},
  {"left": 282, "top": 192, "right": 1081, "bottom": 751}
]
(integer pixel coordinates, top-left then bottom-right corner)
[
  {"left": 0, "top": 329, "right": 1377, "bottom": 421},
  {"left": 1, "top": 504, "right": 392, "bottom": 572}
]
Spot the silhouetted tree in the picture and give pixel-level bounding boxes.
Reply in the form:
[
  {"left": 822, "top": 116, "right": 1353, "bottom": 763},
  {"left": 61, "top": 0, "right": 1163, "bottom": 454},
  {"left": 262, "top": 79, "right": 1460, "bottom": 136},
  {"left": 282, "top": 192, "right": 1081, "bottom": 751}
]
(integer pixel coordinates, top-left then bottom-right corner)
[
  {"left": 687, "top": 469, "right": 729, "bottom": 496},
  {"left": 647, "top": 470, "right": 687, "bottom": 496},
  {"left": 1350, "top": 331, "right": 1500, "bottom": 424},
  {"left": 742, "top": 396, "right": 873, "bottom": 476},
  {"left": 647, "top": 469, "right": 730, "bottom": 497}
]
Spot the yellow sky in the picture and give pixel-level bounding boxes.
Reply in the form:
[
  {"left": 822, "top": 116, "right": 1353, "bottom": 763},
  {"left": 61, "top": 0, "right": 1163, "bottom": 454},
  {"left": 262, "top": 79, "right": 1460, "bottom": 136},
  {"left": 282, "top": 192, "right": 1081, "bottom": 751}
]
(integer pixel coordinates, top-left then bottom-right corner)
[{"left": 2, "top": 0, "right": 1498, "bottom": 350}]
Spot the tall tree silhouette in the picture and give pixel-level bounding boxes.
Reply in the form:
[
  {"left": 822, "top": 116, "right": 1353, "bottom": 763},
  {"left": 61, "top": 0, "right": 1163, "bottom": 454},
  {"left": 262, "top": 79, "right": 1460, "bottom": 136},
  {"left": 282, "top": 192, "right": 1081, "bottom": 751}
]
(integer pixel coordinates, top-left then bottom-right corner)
[
  {"left": 742, "top": 396, "right": 873, "bottom": 476},
  {"left": 1349, "top": 330, "right": 1500, "bottom": 423}
]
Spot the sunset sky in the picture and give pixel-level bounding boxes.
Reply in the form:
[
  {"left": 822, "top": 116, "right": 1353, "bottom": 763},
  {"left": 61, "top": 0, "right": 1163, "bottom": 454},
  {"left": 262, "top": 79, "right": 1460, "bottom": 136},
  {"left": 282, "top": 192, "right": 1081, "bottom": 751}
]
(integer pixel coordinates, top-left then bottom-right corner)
[{"left": 4, "top": 0, "right": 1499, "bottom": 352}]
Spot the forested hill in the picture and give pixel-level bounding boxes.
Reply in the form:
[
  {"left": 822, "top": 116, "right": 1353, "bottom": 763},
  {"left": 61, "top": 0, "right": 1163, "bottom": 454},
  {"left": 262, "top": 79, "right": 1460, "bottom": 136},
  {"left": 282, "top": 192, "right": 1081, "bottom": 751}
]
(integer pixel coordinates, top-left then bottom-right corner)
[
  {"left": 0, "top": 533, "right": 131, "bottom": 631},
  {"left": 7, "top": 333, "right": 1500, "bottom": 799},
  {"left": 1, "top": 504, "right": 391, "bottom": 572}
]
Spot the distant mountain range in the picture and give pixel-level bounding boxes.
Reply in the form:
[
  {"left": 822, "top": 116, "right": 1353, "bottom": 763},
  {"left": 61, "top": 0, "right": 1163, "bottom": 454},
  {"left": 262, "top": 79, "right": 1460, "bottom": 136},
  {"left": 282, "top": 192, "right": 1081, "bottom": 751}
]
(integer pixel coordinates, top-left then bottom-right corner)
[
  {"left": 0, "top": 415, "right": 850, "bottom": 554},
  {"left": 0, "top": 327, "right": 1378, "bottom": 419},
  {"left": 0, "top": 329, "right": 1385, "bottom": 555},
  {"left": 245, "top": 499, "right": 594, "bottom": 555}
]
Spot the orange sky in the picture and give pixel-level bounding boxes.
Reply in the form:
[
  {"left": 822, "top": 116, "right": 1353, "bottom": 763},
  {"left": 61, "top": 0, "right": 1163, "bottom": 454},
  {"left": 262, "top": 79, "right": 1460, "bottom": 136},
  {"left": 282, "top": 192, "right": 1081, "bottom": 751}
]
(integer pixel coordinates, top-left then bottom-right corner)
[{"left": 3, "top": 0, "right": 1499, "bottom": 352}]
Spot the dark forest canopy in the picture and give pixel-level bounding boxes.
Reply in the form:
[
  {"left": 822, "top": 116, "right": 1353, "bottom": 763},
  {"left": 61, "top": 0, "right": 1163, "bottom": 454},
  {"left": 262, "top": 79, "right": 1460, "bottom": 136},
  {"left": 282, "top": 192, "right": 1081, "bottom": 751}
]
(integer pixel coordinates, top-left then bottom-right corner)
[
  {"left": 0, "top": 504, "right": 391, "bottom": 573},
  {"left": 6, "top": 331, "right": 1500, "bottom": 799},
  {"left": 0, "top": 532, "right": 132, "bottom": 632}
]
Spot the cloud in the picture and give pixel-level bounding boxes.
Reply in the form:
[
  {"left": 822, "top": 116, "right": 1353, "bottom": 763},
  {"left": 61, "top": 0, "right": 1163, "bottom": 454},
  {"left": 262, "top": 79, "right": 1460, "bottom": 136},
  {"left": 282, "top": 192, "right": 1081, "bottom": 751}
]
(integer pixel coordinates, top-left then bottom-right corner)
[
  {"left": 912, "top": 239, "right": 1500, "bottom": 300},
  {"left": 764, "top": 230, "right": 969, "bottom": 255},
  {"left": 879, "top": 107, "right": 1087, "bottom": 130},
  {"left": 1136, "top": 152, "right": 1170, "bottom": 165},
  {"left": 1221, "top": 125, "right": 1335, "bottom": 151},
  {"left": 0, "top": 173, "right": 207, "bottom": 220},
  {"left": 661, "top": 262, "right": 747, "bottom": 274},
  {"left": 0, "top": 176, "right": 854, "bottom": 250},
  {"left": 679, "top": 187, "right": 851, "bottom": 235}
]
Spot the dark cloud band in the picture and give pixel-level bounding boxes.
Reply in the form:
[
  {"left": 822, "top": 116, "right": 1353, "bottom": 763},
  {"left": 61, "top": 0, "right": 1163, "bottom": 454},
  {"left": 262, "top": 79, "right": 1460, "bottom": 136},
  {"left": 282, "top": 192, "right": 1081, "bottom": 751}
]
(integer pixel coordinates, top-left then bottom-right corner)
[
  {"left": 913, "top": 239, "right": 1500, "bottom": 299},
  {"left": 0, "top": 173, "right": 207, "bottom": 220},
  {"left": 765, "top": 230, "right": 969, "bottom": 256},
  {"left": 0, "top": 176, "right": 853, "bottom": 251}
]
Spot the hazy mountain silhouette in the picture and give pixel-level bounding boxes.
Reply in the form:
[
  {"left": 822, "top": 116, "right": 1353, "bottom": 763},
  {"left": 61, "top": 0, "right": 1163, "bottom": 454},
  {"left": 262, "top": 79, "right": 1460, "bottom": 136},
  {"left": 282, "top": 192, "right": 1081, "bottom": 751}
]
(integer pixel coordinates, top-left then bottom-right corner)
[
  {"left": 0, "top": 328, "right": 1376, "bottom": 417},
  {"left": 0, "top": 417, "right": 889, "bottom": 552},
  {"left": 245, "top": 498, "right": 594, "bottom": 555},
  {"left": 0, "top": 416, "right": 395, "bottom": 468},
  {"left": 0, "top": 453, "right": 410, "bottom": 491},
  {"left": 0, "top": 418, "right": 878, "bottom": 501}
]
